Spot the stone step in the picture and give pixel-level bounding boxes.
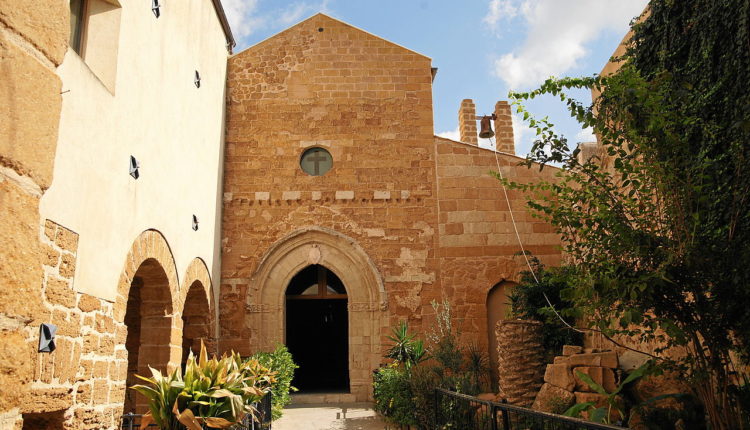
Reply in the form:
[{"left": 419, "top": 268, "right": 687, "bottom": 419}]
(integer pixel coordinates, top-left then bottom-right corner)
[{"left": 291, "top": 392, "right": 357, "bottom": 404}]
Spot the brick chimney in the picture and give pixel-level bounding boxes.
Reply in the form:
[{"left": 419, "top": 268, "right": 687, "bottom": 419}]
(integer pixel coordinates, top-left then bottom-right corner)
[
  {"left": 493, "top": 101, "right": 515, "bottom": 154},
  {"left": 458, "top": 99, "right": 478, "bottom": 145}
]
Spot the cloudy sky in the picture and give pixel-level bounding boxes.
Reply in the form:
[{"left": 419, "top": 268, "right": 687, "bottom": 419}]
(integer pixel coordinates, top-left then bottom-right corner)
[{"left": 221, "top": 0, "right": 647, "bottom": 156}]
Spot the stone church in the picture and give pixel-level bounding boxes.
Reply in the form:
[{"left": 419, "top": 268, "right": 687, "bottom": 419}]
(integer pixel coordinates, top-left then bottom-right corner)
[{"left": 0, "top": 2, "right": 561, "bottom": 427}]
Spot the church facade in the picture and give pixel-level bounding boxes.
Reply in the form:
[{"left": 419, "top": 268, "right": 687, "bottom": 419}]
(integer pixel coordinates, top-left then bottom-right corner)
[
  {"left": 219, "top": 14, "right": 562, "bottom": 401},
  {"left": 0, "top": 4, "right": 562, "bottom": 428}
]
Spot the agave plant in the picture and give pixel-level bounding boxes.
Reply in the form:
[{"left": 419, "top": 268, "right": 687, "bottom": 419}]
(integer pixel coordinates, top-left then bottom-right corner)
[{"left": 131, "top": 343, "right": 275, "bottom": 429}]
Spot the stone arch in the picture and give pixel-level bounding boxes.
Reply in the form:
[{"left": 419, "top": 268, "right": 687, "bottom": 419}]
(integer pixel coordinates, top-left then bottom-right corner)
[
  {"left": 248, "top": 226, "right": 386, "bottom": 401},
  {"left": 112, "top": 229, "right": 181, "bottom": 413},
  {"left": 179, "top": 258, "right": 215, "bottom": 358}
]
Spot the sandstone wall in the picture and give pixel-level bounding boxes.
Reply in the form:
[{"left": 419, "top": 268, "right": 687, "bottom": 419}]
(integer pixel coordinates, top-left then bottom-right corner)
[
  {"left": 0, "top": 0, "right": 69, "bottom": 426},
  {"left": 222, "top": 14, "right": 438, "bottom": 349},
  {"left": 435, "top": 136, "right": 561, "bottom": 356}
]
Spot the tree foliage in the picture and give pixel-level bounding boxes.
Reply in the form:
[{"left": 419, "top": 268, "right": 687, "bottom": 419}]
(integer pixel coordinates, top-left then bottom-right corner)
[{"left": 503, "top": 1, "right": 750, "bottom": 428}]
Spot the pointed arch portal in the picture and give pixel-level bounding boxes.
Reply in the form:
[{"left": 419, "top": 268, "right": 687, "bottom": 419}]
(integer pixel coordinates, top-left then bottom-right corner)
[
  {"left": 286, "top": 264, "right": 349, "bottom": 391},
  {"left": 248, "top": 227, "right": 386, "bottom": 401}
]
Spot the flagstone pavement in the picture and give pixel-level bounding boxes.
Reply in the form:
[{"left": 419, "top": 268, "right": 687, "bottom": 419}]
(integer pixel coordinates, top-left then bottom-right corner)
[{"left": 272, "top": 402, "right": 388, "bottom": 430}]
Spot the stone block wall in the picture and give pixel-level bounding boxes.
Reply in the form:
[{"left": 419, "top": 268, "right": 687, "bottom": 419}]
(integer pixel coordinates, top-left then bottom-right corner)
[
  {"left": 435, "top": 137, "right": 561, "bottom": 352},
  {"left": 0, "top": 1, "right": 70, "bottom": 426},
  {"left": 532, "top": 346, "right": 622, "bottom": 419}
]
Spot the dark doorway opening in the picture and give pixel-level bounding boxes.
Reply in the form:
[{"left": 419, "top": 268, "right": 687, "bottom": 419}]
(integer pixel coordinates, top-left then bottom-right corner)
[{"left": 286, "top": 264, "right": 349, "bottom": 392}]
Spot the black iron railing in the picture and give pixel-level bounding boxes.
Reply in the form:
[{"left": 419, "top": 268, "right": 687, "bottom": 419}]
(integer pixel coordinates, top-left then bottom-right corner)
[
  {"left": 435, "top": 388, "right": 624, "bottom": 430},
  {"left": 121, "top": 392, "right": 272, "bottom": 430}
]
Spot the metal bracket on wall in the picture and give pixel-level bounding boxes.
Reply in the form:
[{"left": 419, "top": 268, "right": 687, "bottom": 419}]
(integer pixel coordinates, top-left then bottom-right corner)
[
  {"left": 151, "top": 0, "right": 161, "bottom": 18},
  {"left": 129, "top": 156, "right": 140, "bottom": 179},
  {"left": 39, "top": 323, "right": 57, "bottom": 352},
  {"left": 192, "top": 215, "right": 199, "bottom": 231},
  {"left": 194, "top": 70, "right": 201, "bottom": 88}
]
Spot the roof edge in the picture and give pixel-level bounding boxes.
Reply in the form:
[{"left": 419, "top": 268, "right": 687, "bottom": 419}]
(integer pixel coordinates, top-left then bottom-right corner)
[
  {"left": 211, "top": 0, "right": 236, "bottom": 52},
  {"left": 234, "top": 13, "right": 432, "bottom": 60},
  {"left": 433, "top": 135, "right": 560, "bottom": 170}
]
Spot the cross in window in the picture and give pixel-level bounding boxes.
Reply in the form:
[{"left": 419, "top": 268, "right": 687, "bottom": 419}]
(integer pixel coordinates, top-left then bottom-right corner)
[{"left": 307, "top": 150, "right": 328, "bottom": 175}]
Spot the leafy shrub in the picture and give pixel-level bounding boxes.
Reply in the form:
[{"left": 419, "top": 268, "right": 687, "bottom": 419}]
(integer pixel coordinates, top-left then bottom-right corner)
[
  {"left": 131, "top": 343, "right": 274, "bottom": 429},
  {"left": 373, "top": 301, "right": 490, "bottom": 429},
  {"left": 250, "top": 344, "right": 298, "bottom": 420},
  {"left": 508, "top": 257, "right": 582, "bottom": 360},
  {"left": 373, "top": 365, "right": 416, "bottom": 427}
]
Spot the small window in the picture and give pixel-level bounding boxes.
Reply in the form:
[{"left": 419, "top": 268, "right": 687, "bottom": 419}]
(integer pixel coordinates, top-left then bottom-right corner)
[
  {"left": 68, "top": 0, "right": 122, "bottom": 92},
  {"left": 69, "top": 0, "right": 86, "bottom": 53},
  {"left": 300, "top": 147, "right": 333, "bottom": 176}
]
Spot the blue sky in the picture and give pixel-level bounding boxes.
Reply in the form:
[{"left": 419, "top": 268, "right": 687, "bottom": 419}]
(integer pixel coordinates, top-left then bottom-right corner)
[{"left": 221, "top": 0, "right": 647, "bottom": 156}]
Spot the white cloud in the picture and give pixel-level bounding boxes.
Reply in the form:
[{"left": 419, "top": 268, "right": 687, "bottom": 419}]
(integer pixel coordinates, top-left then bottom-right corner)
[
  {"left": 489, "top": 0, "right": 648, "bottom": 89},
  {"left": 222, "top": 0, "right": 332, "bottom": 47},
  {"left": 484, "top": 0, "right": 518, "bottom": 27},
  {"left": 437, "top": 126, "right": 461, "bottom": 142},
  {"left": 222, "top": 0, "right": 264, "bottom": 41},
  {"left": 575, "top": 127, "right": 596, "bottom": 143},
  {"left": 278, "top": 0, "right": 332, "bottom": 27}
]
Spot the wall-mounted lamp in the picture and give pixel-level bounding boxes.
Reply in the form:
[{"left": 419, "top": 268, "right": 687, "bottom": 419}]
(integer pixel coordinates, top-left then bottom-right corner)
[
  {"left": 152, "top": 0, "right": 161, "bottom": 18},
  {"left": 192, "top": 215, "right": 199, "bottom": 231},
  {"left": 38, "top": 323, "right": 57, "bottom": 352},
  {"left": 194, "top": 70, "right": 201, "bottom": 88},
  {"left": 129, "top": 156, "right": 140, "bottom": 179}
]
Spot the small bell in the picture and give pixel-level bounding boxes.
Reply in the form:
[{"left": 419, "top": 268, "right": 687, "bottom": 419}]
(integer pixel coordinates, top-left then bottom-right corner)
[{"left": 478, "top": 115, "right": 496, "bottom": 139}]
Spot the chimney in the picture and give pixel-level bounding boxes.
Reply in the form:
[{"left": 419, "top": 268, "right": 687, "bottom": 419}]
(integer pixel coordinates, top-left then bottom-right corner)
[
  {"left": 493, "top": 101, "right": 515, "bottom": 154},
  {"left": 458, "top": 99, "right": 478, "bottom": 145}
]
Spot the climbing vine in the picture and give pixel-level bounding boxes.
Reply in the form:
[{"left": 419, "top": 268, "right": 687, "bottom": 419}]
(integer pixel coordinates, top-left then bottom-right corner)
[{"left": 502, "top": 1, "right": 750, "bottom": 428}]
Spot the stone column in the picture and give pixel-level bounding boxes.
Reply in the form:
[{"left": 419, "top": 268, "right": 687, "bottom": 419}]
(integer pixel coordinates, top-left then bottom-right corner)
[
  {"left": 496, "top": 319, "right": 545, "bottom": 406},
  {"left": 458, "top": 99, "right": 478, "bottom": 145},
  {"left": 494, "top": 101, "right": 515, "bottom": 154}
]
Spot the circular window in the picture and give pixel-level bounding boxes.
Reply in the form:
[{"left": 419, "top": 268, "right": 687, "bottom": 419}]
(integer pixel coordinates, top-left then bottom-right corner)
[{"left": 300, "top": 147, "right": 333, "bottom": 176}]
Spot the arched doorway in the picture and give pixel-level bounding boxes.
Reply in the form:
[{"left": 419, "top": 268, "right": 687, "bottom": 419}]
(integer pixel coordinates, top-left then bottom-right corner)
[
  {"left": 486, "top": 280, "right": 516, "bottom": 391},
  {"left": 182, "top": 280, "right": 212, "bottom": 365},
  {"left": 123, "top": 258, "right": 174, "bottom": 413},
  {"left": 286, "top": 264, "right": 349, "bottom": 392}
]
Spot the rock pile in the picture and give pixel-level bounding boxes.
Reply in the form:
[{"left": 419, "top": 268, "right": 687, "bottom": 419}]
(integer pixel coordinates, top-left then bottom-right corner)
[{"left": 532, "top": 345, "right": 622, "bottom": 417}]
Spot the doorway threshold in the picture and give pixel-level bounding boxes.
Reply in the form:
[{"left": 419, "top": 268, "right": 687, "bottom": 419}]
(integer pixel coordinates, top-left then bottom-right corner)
[{"left": 291, "top": 392, "right": 356, "bottom": 404}]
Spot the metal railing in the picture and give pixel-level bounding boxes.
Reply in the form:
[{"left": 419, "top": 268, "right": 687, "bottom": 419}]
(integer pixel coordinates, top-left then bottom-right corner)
[
  {"left": 121, "top": 392, "right": 272, "bottom": 430},
  {"left": 435, "top": 388, "right": 624, "bottom": 430}
]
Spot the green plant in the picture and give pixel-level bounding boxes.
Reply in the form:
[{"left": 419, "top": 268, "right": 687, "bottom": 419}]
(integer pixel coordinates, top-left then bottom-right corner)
[
  {"left": 386, "top": 321, "right": 428, "bottom": 369},
  {"left": 564, "top": 363, "right": 649, "bottom": 425},
  {"left": 372, "top": 364, "right": 416, "bottom": 427},
  {"left": 250, "top": 344, "right": 298, "bottom": 420},
  {"left": 508, "top": 258, "right": 583, "bottom": 359},
  {"left": 131, "top": 343, "right": 274, "bottom": 429},
  {"left": 501, "top": 1, "right": 750, "bottom": 427}
]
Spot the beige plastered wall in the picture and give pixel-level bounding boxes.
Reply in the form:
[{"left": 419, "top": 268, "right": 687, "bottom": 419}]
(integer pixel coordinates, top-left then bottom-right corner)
[{"left": 40, "top": 0, "right": 229, "bottom": 303}]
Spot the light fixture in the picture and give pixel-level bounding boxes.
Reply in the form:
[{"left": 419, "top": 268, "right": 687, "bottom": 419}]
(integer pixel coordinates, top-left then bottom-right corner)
[
  {"left": 192, "top": 215, "right": 199, "bottom": 231},
  {"left": 152, "top": 0, "right": 161, "bottom": 18},
  {"left": 38, "top": 323, "right": 57, "bottom": 352},
  {"left": 129, "top": 156, "right": 140, "bottom": 179},
  {"left": 194, "top": 70, "right": 201, "bottom": 88}
]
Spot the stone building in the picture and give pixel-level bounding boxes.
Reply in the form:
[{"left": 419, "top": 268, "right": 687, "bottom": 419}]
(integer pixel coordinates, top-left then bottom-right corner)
[
  {"left": 0, "top": 5, "right": 561, "bottom": 428},
  {"left": 1, "top": 0, "right": 232, "bottom": 427},
  {"left": 220, "top": 14, "right": 561, "bottom": 401}
]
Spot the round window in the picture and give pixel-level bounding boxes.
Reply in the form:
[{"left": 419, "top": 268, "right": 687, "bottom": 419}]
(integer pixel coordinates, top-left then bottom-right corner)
[{"left": 300, "top": 147, "right": 333, "bottom": 176}]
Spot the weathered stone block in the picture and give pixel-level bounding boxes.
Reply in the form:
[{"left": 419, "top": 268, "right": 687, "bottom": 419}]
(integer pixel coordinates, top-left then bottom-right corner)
[
  {"left": 45, "top": 277, "right": 76, "bottom": 308},
  {"left": 532, "top": 383, "right": 575, "bottom": 414},
  {"left": 562, "top": 345, "right": 583, "bottom": 356},
  {"left": 568, "top": 351, "right": 618, "bottom": 369},
  {"left": 573, "top": 366, "right": 617, "bottom": 393},
  {"left": 53, "top": 225, "right": 79, "bottom": 253},
  {"left": 0, "top": 0, "right": 69, "bottom": 65},
  {"left": 0, "top": 34, "right": 62, "bottom": 188},
  {"left": 544, "top": 363, "right": 575, "bottom": 391},
  {"left": 77, "top": 294, "right": 101, "bottom": 313}
]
